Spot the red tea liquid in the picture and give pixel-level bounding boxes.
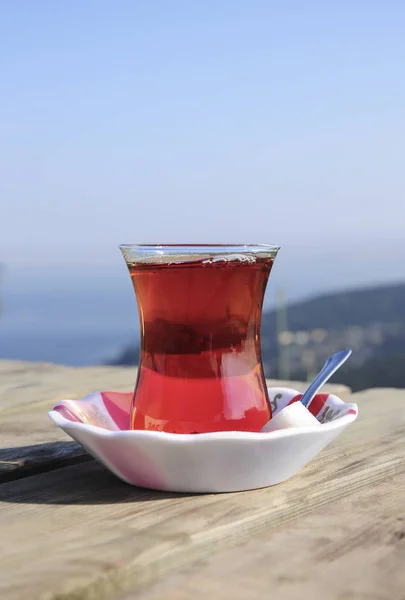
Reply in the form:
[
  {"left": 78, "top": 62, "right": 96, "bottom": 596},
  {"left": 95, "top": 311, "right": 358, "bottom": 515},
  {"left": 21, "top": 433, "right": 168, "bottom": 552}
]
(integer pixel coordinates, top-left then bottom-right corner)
[{"left": 128, "top": 255, "right": 273, "bottom": 433}]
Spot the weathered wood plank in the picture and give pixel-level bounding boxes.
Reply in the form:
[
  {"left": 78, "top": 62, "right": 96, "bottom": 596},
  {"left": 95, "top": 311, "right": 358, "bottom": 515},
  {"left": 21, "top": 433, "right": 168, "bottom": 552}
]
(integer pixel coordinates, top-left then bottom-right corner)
[
  {"left": 0, "top": 441, "right": 93, "bottom": 483},
  {"left": 132, "top": 470, "right": 405, "bottom": 600},
  {"left": 0, "top": 361, "right": 138, "bottom": 480},
  {"left": 0, "top": 360, "right": 350, "bottom": 480},
  {"left": 0, "top": 388, "right": 403, "bottom": 600}
]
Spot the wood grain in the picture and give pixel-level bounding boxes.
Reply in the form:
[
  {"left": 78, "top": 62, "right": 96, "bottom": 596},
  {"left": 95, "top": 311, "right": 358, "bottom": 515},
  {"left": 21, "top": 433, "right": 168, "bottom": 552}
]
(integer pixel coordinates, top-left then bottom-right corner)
[
  {"left": 0, "top": 387, "right": 403, "bottom": 600},
  {"left": 133, "top": 471, "right": 405, "bottom": 600}
]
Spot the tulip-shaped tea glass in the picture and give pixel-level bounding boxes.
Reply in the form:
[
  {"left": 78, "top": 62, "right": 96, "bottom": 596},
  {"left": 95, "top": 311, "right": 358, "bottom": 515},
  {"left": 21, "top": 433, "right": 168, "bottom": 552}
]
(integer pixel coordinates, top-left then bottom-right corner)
[{"left": 120, "top": 244, "right": 280, "bottom": 434}]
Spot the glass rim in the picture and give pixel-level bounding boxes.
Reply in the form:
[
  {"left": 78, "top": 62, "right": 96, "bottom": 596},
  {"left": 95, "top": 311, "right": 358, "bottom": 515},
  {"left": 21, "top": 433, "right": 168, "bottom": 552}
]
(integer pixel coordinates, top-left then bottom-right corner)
[
  {"left": 119, "top": 243, "right": 280, "bottom": 251},
  {"left": 119, "top": 243, "right": 280, "bottom": 264}
]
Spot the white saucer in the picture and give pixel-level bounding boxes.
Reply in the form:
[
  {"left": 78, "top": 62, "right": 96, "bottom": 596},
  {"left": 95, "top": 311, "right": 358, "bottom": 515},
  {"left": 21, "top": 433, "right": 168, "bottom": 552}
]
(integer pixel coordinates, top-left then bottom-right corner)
[{"left": 48, "top": 387, "right": 358, "bottom": 493}]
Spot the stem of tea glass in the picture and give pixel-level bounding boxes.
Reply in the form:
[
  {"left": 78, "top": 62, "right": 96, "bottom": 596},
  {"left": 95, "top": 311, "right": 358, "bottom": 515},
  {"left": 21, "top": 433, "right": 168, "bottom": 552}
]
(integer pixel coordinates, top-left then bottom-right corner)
[{"left": 300, "top": 349, "right": 352, "bottom": 409}]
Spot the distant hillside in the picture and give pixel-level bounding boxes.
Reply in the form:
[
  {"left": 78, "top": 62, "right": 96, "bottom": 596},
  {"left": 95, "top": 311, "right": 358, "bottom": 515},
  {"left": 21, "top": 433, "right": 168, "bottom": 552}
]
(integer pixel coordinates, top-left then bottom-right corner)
[
  {"left": 260, "top": 281, "right": 405, "bottom": 388},
  {"left": 261, "top": 281, "right": 405, "bottom": 336},
  {"left": 333, "top": 354, "right": 405, "bottom": 391}
]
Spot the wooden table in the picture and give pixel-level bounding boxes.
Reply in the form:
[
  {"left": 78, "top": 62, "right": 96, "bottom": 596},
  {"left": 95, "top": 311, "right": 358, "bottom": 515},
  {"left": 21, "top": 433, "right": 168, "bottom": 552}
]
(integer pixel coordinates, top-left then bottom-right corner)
[{"left": 0, "top": 361, "right": 404, "bottom": 600}]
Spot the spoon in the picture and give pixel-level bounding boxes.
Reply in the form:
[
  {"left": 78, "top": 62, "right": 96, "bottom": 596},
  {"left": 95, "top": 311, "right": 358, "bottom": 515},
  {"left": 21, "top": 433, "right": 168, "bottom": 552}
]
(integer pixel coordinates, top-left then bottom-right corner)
[{"left": 300, "top": 348, "right": 352, "bottom": 408}]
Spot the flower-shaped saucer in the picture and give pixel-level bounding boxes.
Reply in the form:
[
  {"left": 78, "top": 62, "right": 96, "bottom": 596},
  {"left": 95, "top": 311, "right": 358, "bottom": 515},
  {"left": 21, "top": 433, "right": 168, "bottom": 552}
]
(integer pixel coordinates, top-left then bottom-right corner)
[{"left": 49, "top": 387, "right": 358, "bottom": 493}]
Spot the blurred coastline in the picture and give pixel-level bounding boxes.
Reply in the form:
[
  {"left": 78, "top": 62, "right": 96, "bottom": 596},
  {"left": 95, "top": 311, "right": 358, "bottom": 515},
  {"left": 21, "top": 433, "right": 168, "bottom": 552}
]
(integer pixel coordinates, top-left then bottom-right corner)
[{"left": 0, "top": 330, "right": 135, "bottom": 367}]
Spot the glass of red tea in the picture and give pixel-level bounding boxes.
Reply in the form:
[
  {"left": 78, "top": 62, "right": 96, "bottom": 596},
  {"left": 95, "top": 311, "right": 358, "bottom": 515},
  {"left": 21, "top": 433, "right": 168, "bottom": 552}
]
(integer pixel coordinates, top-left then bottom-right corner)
[{"left": 120, "top": 244, "right": 280, "bottom": 434}]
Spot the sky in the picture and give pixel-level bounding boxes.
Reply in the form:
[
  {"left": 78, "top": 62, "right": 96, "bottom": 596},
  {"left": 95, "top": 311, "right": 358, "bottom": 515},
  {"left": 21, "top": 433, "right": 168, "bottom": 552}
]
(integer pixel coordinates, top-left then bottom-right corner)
[{"left": 1, "top": 0, "right": 405, "bottom": 293}]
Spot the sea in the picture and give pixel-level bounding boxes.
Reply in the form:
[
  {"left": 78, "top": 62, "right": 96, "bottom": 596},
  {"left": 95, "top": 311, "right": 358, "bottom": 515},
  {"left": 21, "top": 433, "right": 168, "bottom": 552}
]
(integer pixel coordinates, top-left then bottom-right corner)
[{"left": 0, "top": 275, "right": 139, "bottom": 366}]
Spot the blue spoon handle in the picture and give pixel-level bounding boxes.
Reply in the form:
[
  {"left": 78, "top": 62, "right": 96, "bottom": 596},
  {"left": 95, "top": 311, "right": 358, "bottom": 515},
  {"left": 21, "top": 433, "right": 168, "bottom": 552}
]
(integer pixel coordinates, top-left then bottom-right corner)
[{"left": 300, "top": 349, "right": 352, "bottom": 408}]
